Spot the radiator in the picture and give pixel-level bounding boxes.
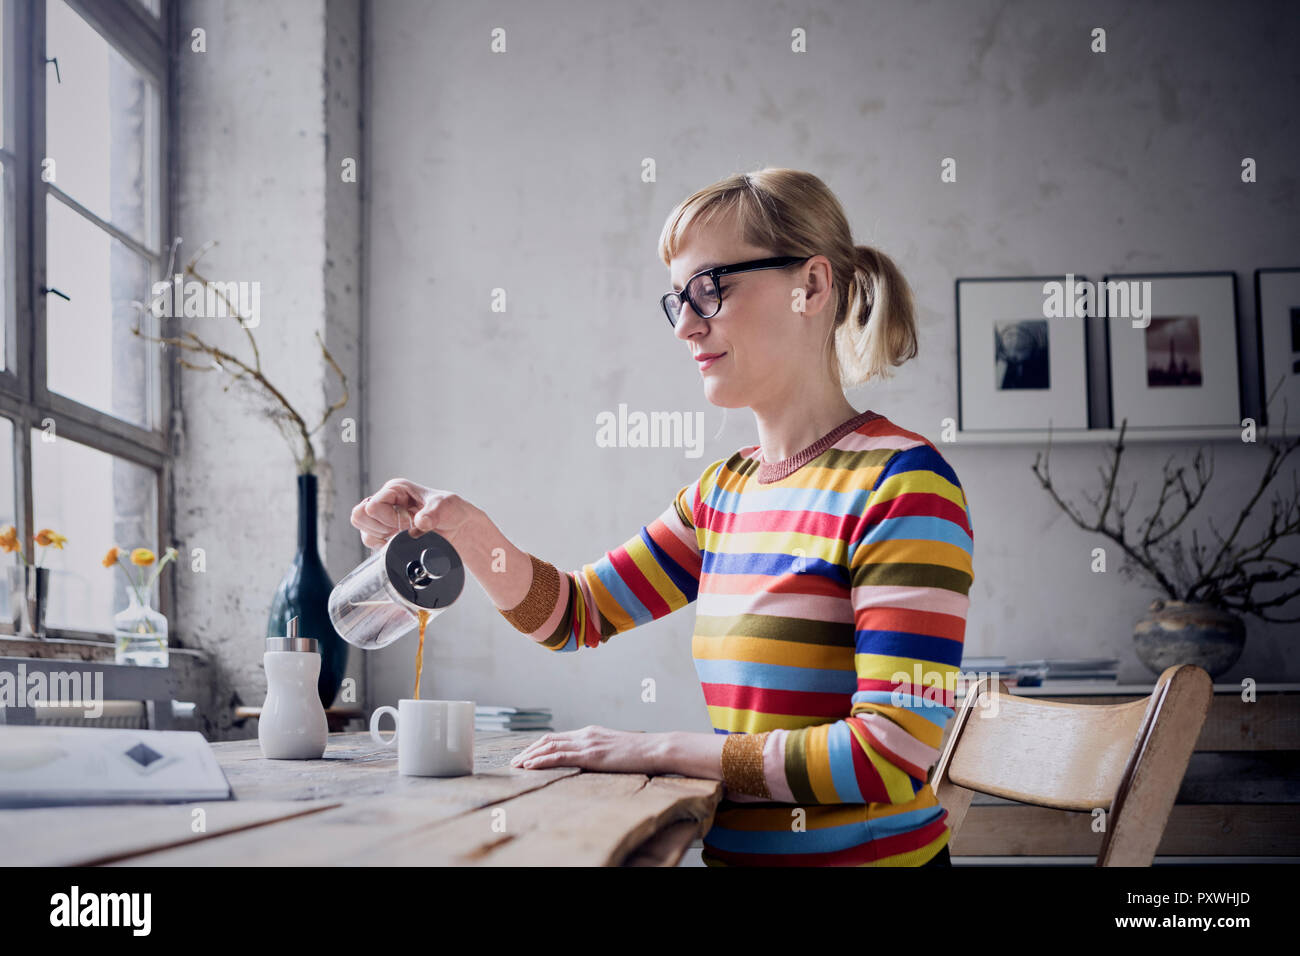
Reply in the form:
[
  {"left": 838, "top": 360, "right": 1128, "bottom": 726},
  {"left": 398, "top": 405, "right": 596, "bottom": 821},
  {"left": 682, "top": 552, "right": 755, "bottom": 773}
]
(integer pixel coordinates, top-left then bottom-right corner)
[{"left": 31, "top": 700, "right": 197, "bottom": 729}]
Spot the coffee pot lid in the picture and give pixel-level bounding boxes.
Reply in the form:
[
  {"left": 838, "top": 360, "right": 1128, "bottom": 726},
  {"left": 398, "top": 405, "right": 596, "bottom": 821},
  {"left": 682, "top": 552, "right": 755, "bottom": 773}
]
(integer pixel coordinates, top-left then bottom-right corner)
[{"left": 384, "top": 529, "right": 464, "bottom": 609}]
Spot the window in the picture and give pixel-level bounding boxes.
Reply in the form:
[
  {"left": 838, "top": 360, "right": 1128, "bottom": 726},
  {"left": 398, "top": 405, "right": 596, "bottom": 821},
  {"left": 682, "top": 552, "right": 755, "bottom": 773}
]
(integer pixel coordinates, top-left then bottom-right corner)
[
  {"left": 3, "top": 0, "right": 172, "bottom": 641},
  {"left": 0, "top": 417, "right": 13, "bottom": 623},
  {"left": 33, "top": 429, "right": 158, "bottom": 631}
]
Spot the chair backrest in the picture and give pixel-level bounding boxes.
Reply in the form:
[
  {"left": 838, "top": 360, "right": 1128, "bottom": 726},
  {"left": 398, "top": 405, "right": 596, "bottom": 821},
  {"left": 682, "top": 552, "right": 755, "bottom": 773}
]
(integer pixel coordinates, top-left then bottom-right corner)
[{"left": 930, "top": 664, "right": 1212, "bottom": 866}]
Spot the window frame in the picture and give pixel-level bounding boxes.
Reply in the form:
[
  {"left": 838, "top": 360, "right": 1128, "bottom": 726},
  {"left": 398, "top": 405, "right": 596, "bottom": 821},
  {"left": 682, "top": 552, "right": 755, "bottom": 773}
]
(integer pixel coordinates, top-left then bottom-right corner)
[{"left": 4, "top": 0, "right": 176, "bottom": 642}]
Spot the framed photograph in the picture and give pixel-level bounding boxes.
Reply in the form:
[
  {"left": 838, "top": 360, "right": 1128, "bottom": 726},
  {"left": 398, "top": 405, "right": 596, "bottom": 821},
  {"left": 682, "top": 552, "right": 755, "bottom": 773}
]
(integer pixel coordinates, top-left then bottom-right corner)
[
  {"left": 955, "top": 275, "right": 1092, "bottom": 432},
  {"left": 1101, "top": 272, "right": 1240, "bottom": 430},
  {"left": 1255, "top": 268, "right": 1300, "bottom": 429}
]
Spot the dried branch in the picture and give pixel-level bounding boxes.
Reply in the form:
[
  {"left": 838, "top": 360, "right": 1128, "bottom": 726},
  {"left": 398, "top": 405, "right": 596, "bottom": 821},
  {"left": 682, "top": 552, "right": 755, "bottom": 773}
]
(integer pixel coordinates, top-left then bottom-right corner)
[
  {"left": 311, "top": 329, "right": 350, "bottom": 437},
  {"left": 1032, "top": 420, "right": 1183, "bottom": 599},
  {"left": 1031, "top": 412, "right": 1300, "bottom": 624},
  {"left": 1191, "top": 435, "right": 1299, "bottom": 601},
  {"left": 130, "top": 239, "right": 350, "bottom": 473}
]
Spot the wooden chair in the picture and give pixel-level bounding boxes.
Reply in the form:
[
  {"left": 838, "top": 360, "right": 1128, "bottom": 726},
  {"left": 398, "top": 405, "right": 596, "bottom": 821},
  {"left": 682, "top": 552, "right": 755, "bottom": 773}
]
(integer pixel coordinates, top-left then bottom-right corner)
[{"left": 930, "top": 664, "right": 1212, "bottom": 865}]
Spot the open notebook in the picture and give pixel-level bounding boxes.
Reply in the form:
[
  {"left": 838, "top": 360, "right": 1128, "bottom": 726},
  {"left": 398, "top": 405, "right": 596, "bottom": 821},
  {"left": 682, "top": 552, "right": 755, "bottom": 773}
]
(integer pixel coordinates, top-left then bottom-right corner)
[{"left": 0, "top": 725, "right": 233, "bottom": 808}]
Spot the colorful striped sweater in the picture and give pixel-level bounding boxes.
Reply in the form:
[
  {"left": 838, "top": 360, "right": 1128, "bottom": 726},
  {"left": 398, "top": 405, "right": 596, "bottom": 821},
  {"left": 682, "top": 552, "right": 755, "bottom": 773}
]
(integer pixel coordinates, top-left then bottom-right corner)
[{"left": 499, "top": 408, "right": 974, "bottom": 866}]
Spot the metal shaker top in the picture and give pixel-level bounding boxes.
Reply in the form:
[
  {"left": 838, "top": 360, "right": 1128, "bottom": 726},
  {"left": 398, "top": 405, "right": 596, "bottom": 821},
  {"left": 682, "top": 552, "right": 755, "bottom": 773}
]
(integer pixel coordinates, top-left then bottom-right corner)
[
  {"left": 383, "top": 529, "right": 464, "bottom": 609},
  {"left": 267, "top": 615, "right": 320, "bottom": 652}
]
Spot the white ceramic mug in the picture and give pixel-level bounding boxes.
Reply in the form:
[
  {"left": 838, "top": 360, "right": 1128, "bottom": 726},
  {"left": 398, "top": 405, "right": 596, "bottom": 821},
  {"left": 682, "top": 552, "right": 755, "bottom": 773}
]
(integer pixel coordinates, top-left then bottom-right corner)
[{"left": 369, "top": 699, "right": 474, "bottom": 776}]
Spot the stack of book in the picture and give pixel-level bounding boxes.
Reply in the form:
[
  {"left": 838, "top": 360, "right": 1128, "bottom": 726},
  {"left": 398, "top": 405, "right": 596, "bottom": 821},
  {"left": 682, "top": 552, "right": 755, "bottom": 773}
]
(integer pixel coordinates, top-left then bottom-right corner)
[
  {"left": 474, "top": 706, "right": 553, "bottom": 732},
  {"left": 960, "top": 656, "right": 1019, "bottom": 682},
  {"left": 1014, "top": 658, "right": 1120, "bottom": 686}
]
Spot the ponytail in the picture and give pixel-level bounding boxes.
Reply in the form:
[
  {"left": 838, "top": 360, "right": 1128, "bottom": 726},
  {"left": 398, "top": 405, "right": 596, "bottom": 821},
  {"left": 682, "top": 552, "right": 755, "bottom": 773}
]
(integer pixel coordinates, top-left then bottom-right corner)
[{"left": 832, "top": 243, "right": 918, "bottom": 389}]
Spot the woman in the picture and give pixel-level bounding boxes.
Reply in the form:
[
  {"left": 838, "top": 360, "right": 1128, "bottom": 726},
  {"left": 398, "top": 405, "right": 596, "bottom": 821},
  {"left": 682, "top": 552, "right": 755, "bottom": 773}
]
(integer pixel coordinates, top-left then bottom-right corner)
[{"left": 351, "top": 168, "right": 973, "bottom": 867}]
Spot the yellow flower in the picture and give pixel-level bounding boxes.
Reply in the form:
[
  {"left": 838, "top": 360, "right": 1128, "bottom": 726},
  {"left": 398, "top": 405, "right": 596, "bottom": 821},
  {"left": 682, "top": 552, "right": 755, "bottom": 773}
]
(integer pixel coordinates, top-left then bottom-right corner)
[
  {"left": 103, "top": 546, "right": 121, "bottom": 568},
  {"left": 0, "top": 525, "right": 19, "bottom": 554},
  {"left": 130, "top": 548, "right": 156, "bottom": 567},
  {"left": 35, "top": 529, "right": 67, "bottom": 549}
]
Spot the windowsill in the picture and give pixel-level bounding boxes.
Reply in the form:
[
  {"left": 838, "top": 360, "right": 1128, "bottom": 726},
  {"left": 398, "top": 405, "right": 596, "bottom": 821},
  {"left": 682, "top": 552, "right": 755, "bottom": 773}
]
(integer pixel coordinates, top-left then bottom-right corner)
[
  {"left": 0, "top": 634, "right": 115, "bottom": 661},
  {"left": 0, "top": 634, "right": 202, "bottom": 662}
]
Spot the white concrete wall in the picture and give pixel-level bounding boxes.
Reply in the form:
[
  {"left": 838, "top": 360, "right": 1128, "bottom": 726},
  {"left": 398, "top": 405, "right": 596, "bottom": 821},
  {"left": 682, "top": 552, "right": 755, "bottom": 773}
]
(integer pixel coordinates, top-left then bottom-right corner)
[
  {"left": 362, "top": 0, "right": 1300, "bottom": 733},
  {"left": 174, "top": 0, "right": 365, "bottom": 738}
]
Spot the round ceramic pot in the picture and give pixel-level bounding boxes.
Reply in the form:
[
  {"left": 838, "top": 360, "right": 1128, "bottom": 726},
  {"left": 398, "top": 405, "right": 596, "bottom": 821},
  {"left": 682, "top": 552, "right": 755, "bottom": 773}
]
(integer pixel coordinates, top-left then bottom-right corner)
[{"left": 1133, "top": 599, "right": 1244, "bottom": 678}]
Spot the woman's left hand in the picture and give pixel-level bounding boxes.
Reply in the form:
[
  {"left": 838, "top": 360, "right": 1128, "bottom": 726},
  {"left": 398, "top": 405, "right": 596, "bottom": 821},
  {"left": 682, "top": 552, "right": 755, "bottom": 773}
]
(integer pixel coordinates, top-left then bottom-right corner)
[{"left": 509, "top": 725, "right": 666, "bottom": 774}]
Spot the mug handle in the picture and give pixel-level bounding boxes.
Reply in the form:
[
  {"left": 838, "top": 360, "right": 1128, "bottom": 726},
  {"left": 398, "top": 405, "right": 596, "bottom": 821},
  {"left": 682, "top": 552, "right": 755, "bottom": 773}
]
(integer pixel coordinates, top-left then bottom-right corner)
[{"left": 370, "top": 705, "right": 399, "bottom": 748}]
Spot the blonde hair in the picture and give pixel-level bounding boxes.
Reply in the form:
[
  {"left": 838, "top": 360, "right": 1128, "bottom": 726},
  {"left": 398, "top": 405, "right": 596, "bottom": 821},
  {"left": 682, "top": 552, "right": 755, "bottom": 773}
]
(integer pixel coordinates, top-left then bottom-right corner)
[{"left": 657, "top": 167, "right": 918, "bottom": 388}]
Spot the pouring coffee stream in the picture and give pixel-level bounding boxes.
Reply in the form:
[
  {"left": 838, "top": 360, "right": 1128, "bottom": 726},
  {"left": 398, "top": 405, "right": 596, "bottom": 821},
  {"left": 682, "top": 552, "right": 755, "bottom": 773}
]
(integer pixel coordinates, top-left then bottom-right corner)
[{"left": 413, "top": 608, "right": 431, "bottom": 700}]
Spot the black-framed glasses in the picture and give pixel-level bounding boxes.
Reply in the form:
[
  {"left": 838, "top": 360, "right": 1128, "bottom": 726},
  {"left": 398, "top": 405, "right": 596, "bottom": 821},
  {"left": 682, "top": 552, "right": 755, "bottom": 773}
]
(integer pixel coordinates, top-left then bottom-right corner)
[{"left": 661, "top": 255, "right": 812, "bottom": 328}]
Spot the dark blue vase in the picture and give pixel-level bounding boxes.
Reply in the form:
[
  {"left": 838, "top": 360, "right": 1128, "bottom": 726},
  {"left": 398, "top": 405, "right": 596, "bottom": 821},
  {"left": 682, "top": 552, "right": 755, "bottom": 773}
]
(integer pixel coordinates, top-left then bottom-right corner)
[{"left": 267, "top": 473, "right": 348, "bottom": 709}]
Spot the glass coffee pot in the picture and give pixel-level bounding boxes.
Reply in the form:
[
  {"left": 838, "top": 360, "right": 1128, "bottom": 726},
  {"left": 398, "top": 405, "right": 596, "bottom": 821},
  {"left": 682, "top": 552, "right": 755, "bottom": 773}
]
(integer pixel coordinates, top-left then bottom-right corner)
[{"left": 328, "top": 528, "right": 465, "bottom": 650}]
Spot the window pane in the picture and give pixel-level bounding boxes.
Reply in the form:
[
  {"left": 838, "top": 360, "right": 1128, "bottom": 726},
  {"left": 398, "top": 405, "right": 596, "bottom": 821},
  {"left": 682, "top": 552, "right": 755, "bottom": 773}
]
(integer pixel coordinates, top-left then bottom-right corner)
[
  {"left": 0, "top": 162, "right": 9, "bottom": 370},
  {"left": 46, "top": 196, "right": 158, "bottom": 429},
  {"left": 137, "top": 0, "right": 162, "bottom": 19},
  {"left": 46, "top": 0, "right": 158, "bottom": 248},
  {"left": 1, "top": 0, "right": 9, "bottom": 371},
  {"left": 0, "top": 0, "right": 7, "bottom": 149},
  {"left": 0, "top": 418, "right": 12, "bottom": 623},
  {"left": 32, "top": 430, "right": 157, "bottom": 633}
]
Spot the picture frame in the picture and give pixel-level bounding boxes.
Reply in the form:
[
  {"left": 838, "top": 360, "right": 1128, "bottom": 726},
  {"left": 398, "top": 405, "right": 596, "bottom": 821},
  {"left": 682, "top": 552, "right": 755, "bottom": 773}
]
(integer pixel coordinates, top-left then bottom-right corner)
[
  {"left": 1255, "top": 268, "right": 1300, "bottom": 429},
  {"left": 1101, "top": 271, "right": 1241, "bottom": 430},
  {"left": 955, "top": 275, "right": 1092, "bottom": 432}
]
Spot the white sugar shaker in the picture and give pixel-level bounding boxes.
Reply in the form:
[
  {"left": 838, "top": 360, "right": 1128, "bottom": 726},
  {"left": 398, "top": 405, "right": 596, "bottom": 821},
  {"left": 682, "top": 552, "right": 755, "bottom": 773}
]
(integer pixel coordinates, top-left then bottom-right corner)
[{"left": 259, "top": 616, "right": 328, "bottom": 759}]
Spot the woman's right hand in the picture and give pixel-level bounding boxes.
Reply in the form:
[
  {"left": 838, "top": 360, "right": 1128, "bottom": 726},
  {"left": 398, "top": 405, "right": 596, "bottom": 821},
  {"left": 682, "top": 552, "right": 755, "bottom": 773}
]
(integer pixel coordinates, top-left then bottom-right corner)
[{"left": 349, "top": 478, "right": 481, "bottom": 551}]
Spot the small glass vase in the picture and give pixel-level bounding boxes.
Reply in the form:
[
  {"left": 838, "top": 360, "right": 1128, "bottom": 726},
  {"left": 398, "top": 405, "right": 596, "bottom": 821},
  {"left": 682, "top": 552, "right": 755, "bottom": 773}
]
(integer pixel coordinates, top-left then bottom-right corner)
[
  {"left": 9, "top": 565, "right": 49, "bottom": 639},
  {"left": 114, "top": 585, "right": 169, "bottom": 667}
]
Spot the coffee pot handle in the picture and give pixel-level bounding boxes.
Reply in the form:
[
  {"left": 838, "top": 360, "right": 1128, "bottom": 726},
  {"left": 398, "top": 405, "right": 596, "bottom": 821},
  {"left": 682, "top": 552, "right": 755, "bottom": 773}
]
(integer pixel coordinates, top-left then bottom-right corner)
[{"left": 370, "top": 705, "right": 399, "bottom": 748}]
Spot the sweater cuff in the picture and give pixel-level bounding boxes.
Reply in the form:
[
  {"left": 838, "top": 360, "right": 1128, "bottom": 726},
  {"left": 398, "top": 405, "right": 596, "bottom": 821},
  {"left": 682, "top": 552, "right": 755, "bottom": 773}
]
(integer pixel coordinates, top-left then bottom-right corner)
[
  {"left": 497, "top": 553, "right": 561, "bottom": 634},
  {"left": 721, "top": 731, "right": 771, "bottom": 798}
]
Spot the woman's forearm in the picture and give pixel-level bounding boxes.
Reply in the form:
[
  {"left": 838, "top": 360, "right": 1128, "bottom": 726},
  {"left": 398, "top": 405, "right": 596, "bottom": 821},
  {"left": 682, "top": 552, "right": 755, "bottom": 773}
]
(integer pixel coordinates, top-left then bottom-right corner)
[
  {"left": 659, "top": 731, "right": 725, "bottom": 780},
  {"left": 454, "top": 505, "right": 535, "bottom": 612}
]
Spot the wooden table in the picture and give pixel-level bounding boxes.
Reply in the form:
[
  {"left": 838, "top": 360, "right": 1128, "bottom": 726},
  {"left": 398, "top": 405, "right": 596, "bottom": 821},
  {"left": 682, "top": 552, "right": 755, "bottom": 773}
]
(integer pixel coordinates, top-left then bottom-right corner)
[{"left": 0, "top": 731, "right": 722, "bottom": 866}]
